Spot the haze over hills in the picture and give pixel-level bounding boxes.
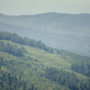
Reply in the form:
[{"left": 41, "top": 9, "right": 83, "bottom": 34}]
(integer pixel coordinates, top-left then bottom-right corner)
[{"left": 0, "top": 12, "right": 90, "bottom": 56}]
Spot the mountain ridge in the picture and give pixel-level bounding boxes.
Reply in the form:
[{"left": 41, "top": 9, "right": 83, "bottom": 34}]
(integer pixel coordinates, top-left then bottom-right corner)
[
  {"left": 0, "top": 12, "right": 90, "bottom": 57},
  {"left": 0, "top": 12, "right": 90, "bottom": 16}
]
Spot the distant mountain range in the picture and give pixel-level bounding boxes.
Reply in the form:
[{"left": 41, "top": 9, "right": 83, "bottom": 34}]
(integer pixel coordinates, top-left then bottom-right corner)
[{"left": 0, "top": 12, "right": 90, "bottom": 56}]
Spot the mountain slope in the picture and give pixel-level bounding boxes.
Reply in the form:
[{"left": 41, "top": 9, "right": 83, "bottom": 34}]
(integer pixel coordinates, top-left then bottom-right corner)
[
  {"left": 0, "top": 13, "right": 90, "bottom": 57},
  {"left": 0, "top": 32, "right": 90, "bottom": 90}
]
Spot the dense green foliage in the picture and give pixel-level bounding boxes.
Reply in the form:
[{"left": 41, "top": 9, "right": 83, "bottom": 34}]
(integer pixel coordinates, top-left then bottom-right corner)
[
  {"left": 0, "top": 71, "right": 29, "bottom": 90},
  {"left": 71, "top": 63, "right": 90, "bottom": 77},
  {"left": 46, "top": 67, "right": 90, "bottom": 90},
  {"left": 0, "top": 40, "right": 27, "bottom": 57},
  {"left": 0, "top": 32, "right": 90, "bottom": 90},
  {"left": 0, "top": 32, "right": 54, "bottom": 53}
]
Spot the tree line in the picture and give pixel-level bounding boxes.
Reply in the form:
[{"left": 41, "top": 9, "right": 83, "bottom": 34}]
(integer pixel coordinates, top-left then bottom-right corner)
[
  {"left": 45, "top": 67, "right": 90, "bottom": 90},
  {"left": 0, "top": 31, "right": 54, "bottom": 53}
]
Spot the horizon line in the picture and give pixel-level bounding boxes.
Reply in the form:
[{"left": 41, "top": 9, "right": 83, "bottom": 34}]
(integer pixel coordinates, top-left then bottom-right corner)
[{"left": 0, "top": 11, "right": 90, "bottom": 16}]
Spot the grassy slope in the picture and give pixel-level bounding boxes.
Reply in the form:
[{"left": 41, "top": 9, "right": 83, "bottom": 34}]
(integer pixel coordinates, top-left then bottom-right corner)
[{"left": 0, "top": 40, "right": 90, "bottom": 90}]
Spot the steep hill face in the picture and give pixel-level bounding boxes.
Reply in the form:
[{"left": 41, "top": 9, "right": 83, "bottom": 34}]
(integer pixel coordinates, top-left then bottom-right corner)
[
  {"left": 0, "top": 32, "right": 90, "bottom": 90},
  {"left": 0, "top": 13, "right": 90, "bottom": 57}
]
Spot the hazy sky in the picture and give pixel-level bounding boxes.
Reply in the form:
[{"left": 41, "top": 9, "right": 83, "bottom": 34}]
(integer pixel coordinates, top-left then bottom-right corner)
[{"left": 0, "top": 0, "right": 90, "bottom": 15}]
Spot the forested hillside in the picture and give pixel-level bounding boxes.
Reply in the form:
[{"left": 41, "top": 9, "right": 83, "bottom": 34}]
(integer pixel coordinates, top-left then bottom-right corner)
[{"left": 0, "top": 32, "right": 90, "bottom": 90}]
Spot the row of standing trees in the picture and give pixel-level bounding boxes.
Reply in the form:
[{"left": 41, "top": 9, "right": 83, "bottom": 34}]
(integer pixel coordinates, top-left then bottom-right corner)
[{"left": 45, "top": 67, "right": 90, "bottom": 90}]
